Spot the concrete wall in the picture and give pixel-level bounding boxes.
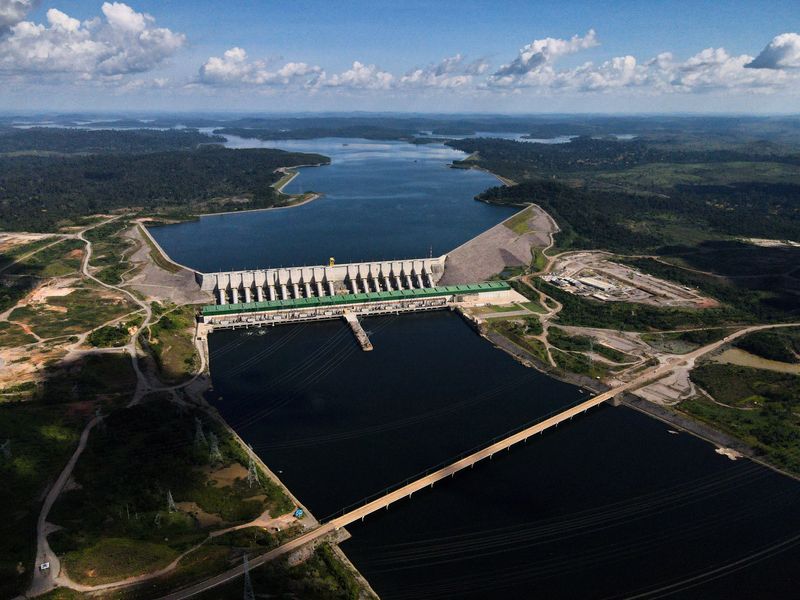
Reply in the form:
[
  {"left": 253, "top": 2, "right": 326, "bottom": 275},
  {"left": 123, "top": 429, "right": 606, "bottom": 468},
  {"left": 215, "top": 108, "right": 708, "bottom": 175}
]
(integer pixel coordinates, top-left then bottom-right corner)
[{"left": 197, "top": 256, "right": 447, "bottom": 305}]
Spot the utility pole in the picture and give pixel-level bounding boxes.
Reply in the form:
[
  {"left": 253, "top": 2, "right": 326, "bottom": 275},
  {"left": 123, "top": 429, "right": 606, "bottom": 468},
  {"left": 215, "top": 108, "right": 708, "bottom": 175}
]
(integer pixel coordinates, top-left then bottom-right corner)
[
  {"left": 167, "top": 490, "right": 177, "bottom": 513},
  {"left": 194, "top": 417, "right": 207, "bottom": 451},
  {"left": 208, "top": 431, "right": 223, "bottom": 463}
]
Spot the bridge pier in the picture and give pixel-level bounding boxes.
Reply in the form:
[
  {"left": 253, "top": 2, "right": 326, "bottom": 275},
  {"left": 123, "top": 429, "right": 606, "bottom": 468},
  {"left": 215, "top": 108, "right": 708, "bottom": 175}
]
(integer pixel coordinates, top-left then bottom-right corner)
[{"left": 344, "top": 313, "right": 373, "bottom": 351}]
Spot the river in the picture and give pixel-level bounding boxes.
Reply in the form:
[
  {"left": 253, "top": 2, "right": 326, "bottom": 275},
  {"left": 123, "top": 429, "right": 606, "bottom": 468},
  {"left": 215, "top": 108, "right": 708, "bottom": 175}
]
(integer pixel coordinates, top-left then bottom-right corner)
[{"left": 153, "top": 133, "right": 800, "bottom": 598}]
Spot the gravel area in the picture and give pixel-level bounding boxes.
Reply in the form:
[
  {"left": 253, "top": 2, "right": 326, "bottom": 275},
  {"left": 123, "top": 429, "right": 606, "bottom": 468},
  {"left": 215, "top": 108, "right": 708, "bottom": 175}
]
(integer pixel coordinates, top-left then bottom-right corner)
[{"left": 440, "top": 205, "right": 556, "bottom": 285}]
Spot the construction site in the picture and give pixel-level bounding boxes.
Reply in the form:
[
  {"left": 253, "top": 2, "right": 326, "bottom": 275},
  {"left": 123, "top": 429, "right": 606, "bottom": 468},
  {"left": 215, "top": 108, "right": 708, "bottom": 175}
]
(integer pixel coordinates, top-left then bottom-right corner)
[{"left": 543, "top": 251, "right": 714, "bottom": 308}]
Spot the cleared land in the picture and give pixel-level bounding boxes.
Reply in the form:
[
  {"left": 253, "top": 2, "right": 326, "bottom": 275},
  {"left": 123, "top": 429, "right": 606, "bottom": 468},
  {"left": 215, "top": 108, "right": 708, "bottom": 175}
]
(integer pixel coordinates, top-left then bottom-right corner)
[{"left": 545, "top": 251, "right": 715, "bottom": 308}]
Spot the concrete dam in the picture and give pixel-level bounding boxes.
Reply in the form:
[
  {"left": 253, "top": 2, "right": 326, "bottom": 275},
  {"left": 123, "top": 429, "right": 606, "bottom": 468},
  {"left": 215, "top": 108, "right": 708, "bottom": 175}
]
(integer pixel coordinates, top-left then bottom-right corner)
[
  {"left": 195, "top": 256, "right": 524, "bottom": 351},
  {"left": 198, "top": 257, "right": 446, "bottom": 306}
]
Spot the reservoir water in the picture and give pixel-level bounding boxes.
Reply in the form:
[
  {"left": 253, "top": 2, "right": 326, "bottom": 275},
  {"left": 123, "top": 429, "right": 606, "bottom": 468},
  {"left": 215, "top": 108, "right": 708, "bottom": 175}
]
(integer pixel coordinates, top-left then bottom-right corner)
[
  {"left": 176, "top": 134, "right": 800, "bottom": 598},
  {"left": 209, "top": 312, "right": 800, "bottom": 599},
  {"left": 149, "top": 136, "right": 515, "bottom": 272}
]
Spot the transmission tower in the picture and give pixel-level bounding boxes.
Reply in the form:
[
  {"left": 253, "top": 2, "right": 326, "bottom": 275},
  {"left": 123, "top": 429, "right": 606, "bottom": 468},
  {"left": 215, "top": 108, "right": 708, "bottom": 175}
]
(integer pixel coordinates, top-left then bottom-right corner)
[
  {"left": 243, "top": 554, "right": 255, "bottom": 600},
  {"left": 167, "top": 490, "right": 178, "bottom": 513},
  {"left": 246, "top": 445, "right": 260, "bottom": 488},
  {"left": 208, "top": 432, "right": 223, "bottom": 463},
  {"left": 0, "top": 439, "right": 10, "bottom": 460},
  {"left": 194, "top": 417, "right": 207, "bottom": 451}
]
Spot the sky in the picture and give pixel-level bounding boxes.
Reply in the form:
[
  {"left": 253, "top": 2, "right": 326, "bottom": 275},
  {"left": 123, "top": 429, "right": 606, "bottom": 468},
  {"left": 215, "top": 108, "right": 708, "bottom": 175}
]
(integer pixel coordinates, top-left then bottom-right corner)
[{"left": 1, "top": 0, "right": 799, "bottom": 113}]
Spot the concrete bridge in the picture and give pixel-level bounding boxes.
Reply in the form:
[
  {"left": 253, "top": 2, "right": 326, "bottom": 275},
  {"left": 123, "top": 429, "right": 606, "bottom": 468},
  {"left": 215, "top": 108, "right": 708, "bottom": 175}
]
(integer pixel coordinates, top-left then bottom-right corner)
[
  {"left": 158, "top": 387, "right": 622, "bottom": 600},
  {"left": 198, "top": 257, "right": 446, "bottom": 305}
]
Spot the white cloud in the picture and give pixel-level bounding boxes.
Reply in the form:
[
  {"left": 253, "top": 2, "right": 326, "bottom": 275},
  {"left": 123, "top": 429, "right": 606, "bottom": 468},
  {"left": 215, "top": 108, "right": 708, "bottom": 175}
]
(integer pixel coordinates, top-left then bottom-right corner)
[
  {"left": 746, "top": 32, "right": 800, "bottom": 69},
  {"left": 319, "top": 61, "right": 394, "bottom": 90},
  {"left": 652, "top": 47, "right": 789, "bottom": 92},
  {"left": 400, "top": 54, "right": 473, "bottom": 88},
  {"left": 465, "top": 57, "right": 490, "bottom": 75},
  {"left": 198, "top": 47, "right": 321, "bottom": 86},
  {"left": 0, "top": 2, "right": 185, "bottom": 78},
  {"left": 485, "top": 31, "right": 795, "bottom": 94},
  {"left": 0, "top": 0, "right": 37, "bottom": 31},
  {"left": 489, "top": 29, "right": 598, "bottom": 86}
]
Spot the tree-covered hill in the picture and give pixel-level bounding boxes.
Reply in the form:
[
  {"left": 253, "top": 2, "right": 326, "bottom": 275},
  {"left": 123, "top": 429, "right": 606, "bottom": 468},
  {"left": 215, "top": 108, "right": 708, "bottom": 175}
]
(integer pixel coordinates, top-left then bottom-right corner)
[{"left": 0, "top": 146, "right": 329, "bottom": 231}]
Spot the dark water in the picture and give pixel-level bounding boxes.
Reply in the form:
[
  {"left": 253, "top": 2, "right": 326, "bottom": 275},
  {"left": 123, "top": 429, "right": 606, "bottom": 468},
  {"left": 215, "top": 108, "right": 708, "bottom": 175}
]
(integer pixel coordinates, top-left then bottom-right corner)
[
  {"left": 149, "top": 137, "right": 515, "bottom": 272},
  {"left": 341, "top": 408, "right": 800, "bottom": 599},
  {"left": 208, "top": 311, "right": 584, "bottom": 519},
  {"left": 208, "top": 313, "right": 800, "bottom": 598}
]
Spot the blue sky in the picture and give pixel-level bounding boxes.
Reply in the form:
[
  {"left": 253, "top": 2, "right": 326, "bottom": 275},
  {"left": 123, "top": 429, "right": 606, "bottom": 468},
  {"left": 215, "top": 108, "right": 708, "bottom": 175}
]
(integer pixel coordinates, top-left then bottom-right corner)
[{"left": 2, "top": 0, "right": 800, "bottom": 112}]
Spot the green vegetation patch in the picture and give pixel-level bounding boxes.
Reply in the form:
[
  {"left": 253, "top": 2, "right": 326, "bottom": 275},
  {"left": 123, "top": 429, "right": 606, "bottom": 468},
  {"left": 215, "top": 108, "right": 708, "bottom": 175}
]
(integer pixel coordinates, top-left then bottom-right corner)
[
  {"left": 734, "top": 328, "right": 800, "bottom": 364},
  {"left": 0, "top": 321, "right": 37, "bottom": 348},
  {"left": 535, "top": 278, "right": 744, "bottom": 331},
  {"left": 490, "top": 317, "right": 549, "bottom": 364},
  {"left": 551, "top": 348, "right": 609, "bottom": 379},
  {"left": 9, "top": 286, "right": 135, "bottom": 339},
  {"left": 61, "top": 537, "right": 179, "bottom": 585},
  {"left": 146, "top": 304, "right": 200, "bottom": 383},
  {"left": 49, "top": 400, "right": 293, "bottom": 585},
  {"left": 0, "top": 402, "right": 84, "bottom": 597},
  {"left": 503, "top": 206, "right": 533, "bottom": 235},
  {"left": 86, "top": 220, "right": 137, "bottom": 284},
  {"left": 13, "top": 239, "right": 85, "bottom": 278},
  {"left": 548, "top": 327, "right": 633, "bottom": 363},
  {"left": 683, "top": 363, "right": 800, "bottom": 475},
  {"left": 39, "top": 353, "right": 137, "bottom": 405},
  {"left": 0, "top": 146, "right": 329, "bottom": 231},
  {"left": 87, "top": 316, "right": 141, "bottom": 348},
  {"left": 641, "top": 328, "right": 731, "bottom": 354},
  {"left": 624, "top": 254, "right": 800, "bottom": 322}
]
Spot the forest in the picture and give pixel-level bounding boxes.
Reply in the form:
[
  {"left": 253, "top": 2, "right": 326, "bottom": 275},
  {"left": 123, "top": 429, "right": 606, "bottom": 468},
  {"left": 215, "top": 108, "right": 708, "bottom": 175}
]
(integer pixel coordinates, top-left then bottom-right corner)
[
  {"left": 475, "top": 179, "right": 800, "bottom": 250},
  {"left": 0, "top": 146, "right": 328, "bottom": 231},
  {"left": 0, "top": 127, "right": 222, "bottom": 155}
]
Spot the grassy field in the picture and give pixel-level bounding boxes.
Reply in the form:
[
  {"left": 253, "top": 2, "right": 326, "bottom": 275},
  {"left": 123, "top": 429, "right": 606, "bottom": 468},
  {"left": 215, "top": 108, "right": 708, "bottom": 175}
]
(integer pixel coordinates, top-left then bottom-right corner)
[
  {"left": 146, "top": 304, "right": 200, "bottom": 384},
  {"left": 0, "top": 402, "right": 86, "bottom": 597},
  {"left": 10, "top": 286, "right": 135, "bottom": 339},
  {"left": 0, "top": 321, "right": 37, "bottom": 348},
  {"left": 548, "top": 327, "right": 633, "bottom": 363},
  {"left": 60, "top": 538, "right": 179, "bottom": 585},
  {"left": 682, "top": 363, "right": 800, "bottom": 475},
  {"left": 594, "top": 161, "right": 800, "bottom": 189},
  {"left": 521, "top": 300, "right": 547, "bottom": 314},
  {"left": 85, "top": 220, "right": 136, "bottom": 285},
  {"left": 489, "top": 318, "right": 550, "bottom": 364},
  {"left": 641, "top": 328, "right": 732, "bottom": 354},
  {"left": 0, "top": 236, "right": 56, "bottom": 265},
  {"left": 10, "top": 239, "right": 85, "bottom": 278},
  {"left": 503, "top": 206, "right": 533, "bottom": 235}
]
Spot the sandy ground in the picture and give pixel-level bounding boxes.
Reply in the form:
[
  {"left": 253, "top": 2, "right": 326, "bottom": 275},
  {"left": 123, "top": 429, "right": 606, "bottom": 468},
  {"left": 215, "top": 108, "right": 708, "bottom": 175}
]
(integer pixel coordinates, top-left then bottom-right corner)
[
  {"left": 0, "top": 232, "right": 52, "bottom": 253},
  {"left": 440, "top": 205, "right": 556, "bottom": 285},
  {"left": 123, "top": 226, "right": 212, "bottom": 305}
]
